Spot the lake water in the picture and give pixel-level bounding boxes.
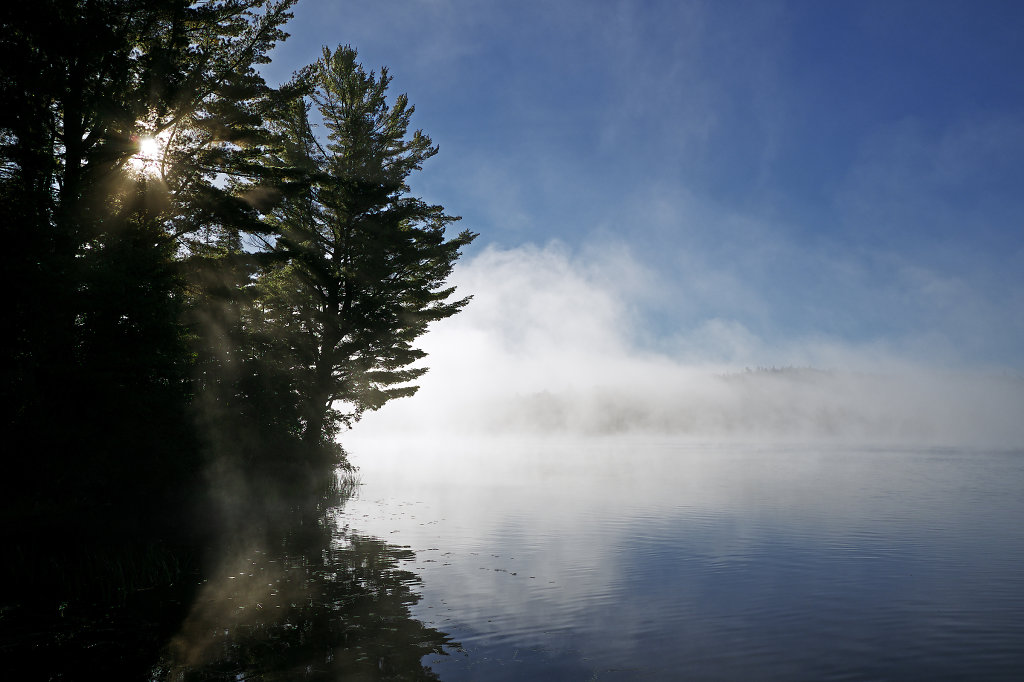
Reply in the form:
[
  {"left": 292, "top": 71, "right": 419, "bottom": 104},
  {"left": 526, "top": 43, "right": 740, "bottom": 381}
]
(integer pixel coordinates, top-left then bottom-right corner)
[
  {"left": 337, "top": 437, "right": 1024, "bottom": 680},
  {"left": 151, "top": 438, "right": 1024, "bottom": 680}
]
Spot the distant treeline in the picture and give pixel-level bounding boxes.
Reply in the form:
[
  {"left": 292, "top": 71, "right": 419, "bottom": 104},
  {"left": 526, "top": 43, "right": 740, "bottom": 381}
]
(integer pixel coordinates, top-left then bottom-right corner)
[
  {"left": 1, "top": 1, "right": 474, "bottom": 544},
  {"left": 443, "top": 370, "right": 1024, "bottom": 446}
]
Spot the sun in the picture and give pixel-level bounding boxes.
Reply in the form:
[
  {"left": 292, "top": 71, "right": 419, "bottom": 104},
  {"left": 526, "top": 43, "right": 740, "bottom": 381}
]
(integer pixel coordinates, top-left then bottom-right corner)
[
  {"left": 128, "top": 130, "right": 170, "bottom": 176},
  {"left": 139, "top": 136, "right": 160, "bottom": 158}
]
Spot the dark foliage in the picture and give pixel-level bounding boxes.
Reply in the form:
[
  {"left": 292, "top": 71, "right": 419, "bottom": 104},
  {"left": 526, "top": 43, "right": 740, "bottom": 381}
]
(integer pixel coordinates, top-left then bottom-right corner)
[
  {"left": 0, "top": 9, "right": 472, "bottom": 669},
  {"left": 1, "top": 0, "right": 301, "bottom": 535},
  {"left": 259, "top": 45, "right": 477, "bottom": 446}
]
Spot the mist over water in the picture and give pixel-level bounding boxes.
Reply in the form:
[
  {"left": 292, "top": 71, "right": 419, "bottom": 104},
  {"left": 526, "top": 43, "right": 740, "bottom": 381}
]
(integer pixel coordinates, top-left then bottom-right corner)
[
  {"left": 156, "top": 243, "right": 1024, "bottom": 680},
  {"left": 336, "top": 244, "right": 1024, "bottom": 678},
  {"left": 352, "top": 242, "right": 1024, "bottom": 449}
]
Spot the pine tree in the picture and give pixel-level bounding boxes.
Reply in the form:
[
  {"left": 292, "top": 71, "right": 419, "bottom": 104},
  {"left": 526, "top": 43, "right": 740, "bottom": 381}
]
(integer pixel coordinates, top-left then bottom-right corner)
[
  {"left": 1, "top": 0, "right": 297, "bottom": 529},
  {"left": 262, "top": 46, "right": 477, "bottom": 451}
]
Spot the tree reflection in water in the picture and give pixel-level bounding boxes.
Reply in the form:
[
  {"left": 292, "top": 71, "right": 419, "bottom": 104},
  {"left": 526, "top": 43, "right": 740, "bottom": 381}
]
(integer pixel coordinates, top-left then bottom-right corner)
[{"left": 152, "top": 492, "right": 457, "bottom": 681}]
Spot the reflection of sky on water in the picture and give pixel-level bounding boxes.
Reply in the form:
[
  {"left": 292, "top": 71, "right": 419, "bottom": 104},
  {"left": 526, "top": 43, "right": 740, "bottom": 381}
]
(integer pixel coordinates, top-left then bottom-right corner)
[{"left": 342, "top": 438, "right": 1024, "bottom": 680}]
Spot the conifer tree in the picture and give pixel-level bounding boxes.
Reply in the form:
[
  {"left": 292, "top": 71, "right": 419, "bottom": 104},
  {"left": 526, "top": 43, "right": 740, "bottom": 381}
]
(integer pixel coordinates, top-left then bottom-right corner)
[
  {"left": 1, "top": 0, "right": 297, "bottom": 527},
  {"left": 261, "top": 46, "right": 477, "bottom": 450}
]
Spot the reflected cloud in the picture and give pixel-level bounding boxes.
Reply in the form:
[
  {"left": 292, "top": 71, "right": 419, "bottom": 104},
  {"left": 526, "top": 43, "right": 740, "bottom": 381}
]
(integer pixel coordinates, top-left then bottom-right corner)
[{"left": 340, "top": 440, "right": 1024, "bottom": 680}]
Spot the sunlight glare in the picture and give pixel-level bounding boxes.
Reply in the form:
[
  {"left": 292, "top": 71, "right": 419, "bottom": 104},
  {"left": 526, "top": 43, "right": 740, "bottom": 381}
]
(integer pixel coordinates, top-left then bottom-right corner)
[
  {"left": 129, "top": 130, "right": 169, "bottom": 176},
  {"left": 139, "top": 136, "right": 160, "bottom": 158}
]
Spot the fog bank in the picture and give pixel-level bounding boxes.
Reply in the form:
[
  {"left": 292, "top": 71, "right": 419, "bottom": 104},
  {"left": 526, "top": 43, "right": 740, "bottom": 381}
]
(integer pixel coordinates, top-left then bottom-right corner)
[{"left": 350, "top": 243, "right": 1024, "bottom": 449}]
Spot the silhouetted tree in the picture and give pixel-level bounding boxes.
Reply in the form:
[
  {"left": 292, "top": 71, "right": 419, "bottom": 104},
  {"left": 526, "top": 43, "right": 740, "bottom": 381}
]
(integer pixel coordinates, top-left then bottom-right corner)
[
  {"left": 259, "top": 46, "right": 477, "bottom": 450},
  {"left": 2, "top": 4, "right": 476, "bottom": 537},
  {"left": 1, "top": 7, "right": 476, "bottom": 676},
  {"left": 0, "top": 0, "right": 297, "bottom": 533}
]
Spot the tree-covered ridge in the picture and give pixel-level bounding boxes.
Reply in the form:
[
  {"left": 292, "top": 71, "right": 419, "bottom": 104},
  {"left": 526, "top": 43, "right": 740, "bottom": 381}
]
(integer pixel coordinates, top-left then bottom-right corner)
[{"left": 1, "top": 1, "right": 475, "bottom": 543}]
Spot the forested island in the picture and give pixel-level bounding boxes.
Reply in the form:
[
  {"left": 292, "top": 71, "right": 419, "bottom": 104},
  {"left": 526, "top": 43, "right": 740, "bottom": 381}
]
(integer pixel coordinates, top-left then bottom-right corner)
[{"left": 1, "top": 1, "right": 474, "bottom": 670}]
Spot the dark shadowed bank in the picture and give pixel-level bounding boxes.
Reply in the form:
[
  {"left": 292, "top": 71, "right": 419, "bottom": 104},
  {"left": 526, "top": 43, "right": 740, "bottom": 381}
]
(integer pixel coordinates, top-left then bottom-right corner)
[
  {"left": 1, "top": 1, "right": 472, "bottom": 676},
  {"left": 2, "top": 476, "right": 458, "bottom": 680}
]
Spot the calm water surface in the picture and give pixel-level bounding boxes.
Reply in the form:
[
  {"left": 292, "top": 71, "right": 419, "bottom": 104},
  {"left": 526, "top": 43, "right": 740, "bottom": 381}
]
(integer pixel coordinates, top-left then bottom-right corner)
[{"left": 335, "top": 438, "right": 1024, "bottom": 680}]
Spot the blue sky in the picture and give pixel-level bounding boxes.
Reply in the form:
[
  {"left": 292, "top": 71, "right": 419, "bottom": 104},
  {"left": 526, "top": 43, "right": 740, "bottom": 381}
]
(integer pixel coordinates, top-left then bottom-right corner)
[{"left": 263, "top": 0, "right": 1024, "bottom": 372}]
